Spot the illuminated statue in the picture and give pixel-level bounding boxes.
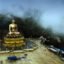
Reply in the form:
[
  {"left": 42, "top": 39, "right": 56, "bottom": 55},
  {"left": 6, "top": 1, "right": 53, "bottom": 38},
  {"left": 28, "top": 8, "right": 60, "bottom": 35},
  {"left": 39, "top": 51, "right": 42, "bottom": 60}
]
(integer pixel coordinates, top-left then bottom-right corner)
[
  {"left": 4, "top": 19, "right": 25, "bottom": 48},
  {"left": 9, "top": 19, "right": 20, "bottom": 34}
]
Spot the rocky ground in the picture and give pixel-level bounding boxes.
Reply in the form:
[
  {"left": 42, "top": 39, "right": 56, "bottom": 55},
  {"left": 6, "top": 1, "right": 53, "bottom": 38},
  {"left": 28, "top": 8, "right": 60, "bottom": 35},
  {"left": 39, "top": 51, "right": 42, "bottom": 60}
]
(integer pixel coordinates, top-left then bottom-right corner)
[{"left": 0, "top": 39, "right": 64, "bottom": 64}]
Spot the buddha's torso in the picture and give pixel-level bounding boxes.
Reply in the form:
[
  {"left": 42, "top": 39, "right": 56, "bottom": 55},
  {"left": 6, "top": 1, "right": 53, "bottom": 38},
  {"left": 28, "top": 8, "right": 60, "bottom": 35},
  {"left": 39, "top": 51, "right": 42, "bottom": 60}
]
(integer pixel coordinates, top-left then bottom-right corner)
[
  {"left": 9, "top": 23, "right": 17, "bottom": 32},
  {"left": 10, "top": 24, "right": 17, "bottom": 28}
]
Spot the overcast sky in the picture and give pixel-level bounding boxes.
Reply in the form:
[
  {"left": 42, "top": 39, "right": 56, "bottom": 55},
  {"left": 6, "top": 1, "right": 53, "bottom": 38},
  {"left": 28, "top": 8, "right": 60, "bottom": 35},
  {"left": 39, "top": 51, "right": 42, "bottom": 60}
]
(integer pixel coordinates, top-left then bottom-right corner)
[{"left": 0, "top": 0, "right": 64, "bottom": 33}]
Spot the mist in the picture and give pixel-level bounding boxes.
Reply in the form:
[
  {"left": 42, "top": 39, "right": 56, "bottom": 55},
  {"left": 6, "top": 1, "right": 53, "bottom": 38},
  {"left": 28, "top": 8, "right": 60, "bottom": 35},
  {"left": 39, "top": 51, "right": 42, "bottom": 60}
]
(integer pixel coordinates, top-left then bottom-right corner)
[{"left": 0, "top": 0, "right": 64, "bottom": 34}]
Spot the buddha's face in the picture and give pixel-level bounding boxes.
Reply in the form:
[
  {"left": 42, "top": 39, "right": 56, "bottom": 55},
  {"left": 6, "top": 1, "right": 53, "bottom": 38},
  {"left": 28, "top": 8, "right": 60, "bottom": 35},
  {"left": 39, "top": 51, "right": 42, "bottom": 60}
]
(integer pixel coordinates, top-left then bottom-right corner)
[{"left": 12, "top": 20, "right": 15, "bottom": 24}]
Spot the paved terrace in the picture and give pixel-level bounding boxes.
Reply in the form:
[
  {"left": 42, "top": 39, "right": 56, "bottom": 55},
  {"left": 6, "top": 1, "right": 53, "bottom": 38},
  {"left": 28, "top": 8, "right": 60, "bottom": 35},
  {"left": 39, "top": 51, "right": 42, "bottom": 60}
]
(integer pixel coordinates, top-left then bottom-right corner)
[{"left": 0, "top": 39, "right": 63, "bottom": 64}]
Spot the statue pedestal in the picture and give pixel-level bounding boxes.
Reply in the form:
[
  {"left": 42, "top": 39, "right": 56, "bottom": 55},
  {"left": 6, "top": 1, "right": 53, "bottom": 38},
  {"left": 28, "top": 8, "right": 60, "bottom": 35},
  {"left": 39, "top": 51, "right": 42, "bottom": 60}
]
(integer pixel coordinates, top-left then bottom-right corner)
[{"left": 4, "top": 32, "right": 25, "bottom": 48}]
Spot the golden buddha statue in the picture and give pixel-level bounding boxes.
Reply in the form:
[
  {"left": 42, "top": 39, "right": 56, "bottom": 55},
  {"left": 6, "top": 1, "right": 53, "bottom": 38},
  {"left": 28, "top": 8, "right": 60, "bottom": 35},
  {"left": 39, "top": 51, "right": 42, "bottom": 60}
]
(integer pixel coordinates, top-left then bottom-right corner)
[
  {"left": 9, "top": 19, "right": 20, "bottom": 35},
  {"left": 4, "top": 19, "right": 25, "bottom": 48}
]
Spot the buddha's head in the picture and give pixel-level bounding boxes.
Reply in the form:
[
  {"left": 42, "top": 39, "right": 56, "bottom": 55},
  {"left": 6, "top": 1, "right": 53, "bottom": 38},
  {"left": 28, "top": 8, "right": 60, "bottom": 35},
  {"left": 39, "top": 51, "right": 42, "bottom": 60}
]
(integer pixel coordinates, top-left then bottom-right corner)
[{"left": 12, "top": 19, "right": 15, "bottom": 24}]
